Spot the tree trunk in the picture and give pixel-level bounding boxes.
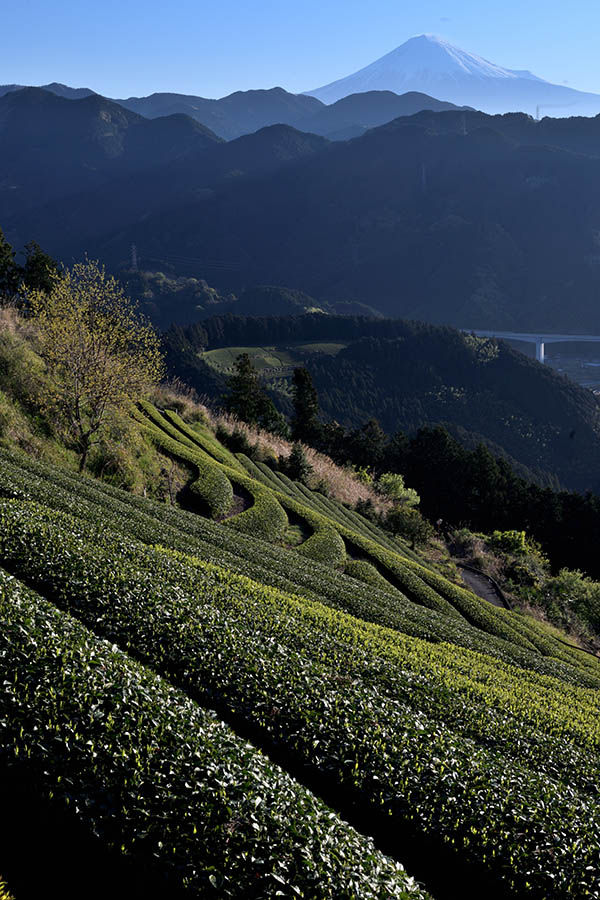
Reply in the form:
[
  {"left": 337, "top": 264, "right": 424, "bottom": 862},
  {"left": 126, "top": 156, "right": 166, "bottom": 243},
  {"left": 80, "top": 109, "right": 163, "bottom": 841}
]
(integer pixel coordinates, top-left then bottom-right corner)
[{"left": 78, "top": 439, "right": 90, "bottom": 473}]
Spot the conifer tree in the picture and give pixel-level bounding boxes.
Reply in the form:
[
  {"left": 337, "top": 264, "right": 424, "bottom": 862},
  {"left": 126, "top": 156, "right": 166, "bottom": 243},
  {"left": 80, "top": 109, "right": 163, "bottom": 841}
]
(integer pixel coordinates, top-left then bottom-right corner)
[
  {"left": 21, "top": 241, "right": 60, "bottom": 294},
  {"left": 347, "top": 418, "right": 387, "bottom": 469},
  {"left": 223, "top": 353, "right": 265, "bottom": 422},
  {"left": 224, "top": 353, "right": 288, "bottom": 436},
  {"left": 0, "top": 228, "right": 18, "bottom": 303},
  {"left": 291, "top": 367, "right": 321, "bottom": 444},
  {"left": 285, "top": 441, "right": 313, "bottom": 484}
]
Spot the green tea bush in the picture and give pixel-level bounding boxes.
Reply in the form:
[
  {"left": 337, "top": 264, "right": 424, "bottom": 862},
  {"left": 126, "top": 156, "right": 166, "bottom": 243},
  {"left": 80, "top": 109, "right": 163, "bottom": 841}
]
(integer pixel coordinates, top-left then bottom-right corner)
[
  {"left": 1, "top": 445, "right": 597, "bottom": 686},
  {"left": 136, "top": 404, "right": 287, "bottom": 540},
  {"left": 297, "top": 523, "right": 346, "bottom": 567},
  {"left": 163, "top": 410, "right": 244, "bottom": 471},
  {"left": 134, "top": 403, "right": 233, "bottom": 518},
  {"left": 345, "top": 558, "right": 397, "bottom": 591},
  {"left": 0, "top": 569, "right": 426, "bottom": 900},
  {"left": 1, "top": 505, "right": 599, "bottom": 898}
]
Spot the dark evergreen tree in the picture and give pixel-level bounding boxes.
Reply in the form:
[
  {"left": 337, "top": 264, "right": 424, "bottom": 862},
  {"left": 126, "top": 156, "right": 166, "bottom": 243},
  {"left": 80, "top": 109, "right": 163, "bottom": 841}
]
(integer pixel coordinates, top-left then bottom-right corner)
[
  {"left": 347, "top": 418, "right": 387, "bottom": 470},
  {"left": 291, "top": 367, "right": 322, "bottom": 444},
  {"left": 0, "top": 228, "right": 19, "bottom": 303},
  {"left": 20, "top": 241, "right": 60, "bottom": 294},
  {"left": 223, "top": 353, "right": 289, "bottom": 435},
  {"left": 223, "top": 353, "right": 267, "bottom": 422},
  {"left": 260, "top": 402, "right": 290, "bottom": 438},
  {"left": 284, "top": 442, "right": 313, "bottom": 484},
  {"left": 320, "top": 421, "right": 349, "bottom": 463}
]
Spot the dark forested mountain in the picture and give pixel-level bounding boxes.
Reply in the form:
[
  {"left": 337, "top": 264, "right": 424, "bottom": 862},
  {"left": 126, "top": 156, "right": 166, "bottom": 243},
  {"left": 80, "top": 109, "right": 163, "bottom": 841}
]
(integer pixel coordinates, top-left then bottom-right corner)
[
  {"left": 0, "top": 88, "right": 221, "bottom": 217},
  {"left": 164, "top": 314, "right": 600, "bottom": 493},
  {"left": 7, "top": 95, "right": 600, "bottom": 331},
  {"left": 2, "top": 123, "right": 328, "bottom": 264},
  {"left": 404, "top": 107, "right": 600, "bottom": 157},
  {"left": 55, "top": 109, "right": 600, "bottom": 332}
]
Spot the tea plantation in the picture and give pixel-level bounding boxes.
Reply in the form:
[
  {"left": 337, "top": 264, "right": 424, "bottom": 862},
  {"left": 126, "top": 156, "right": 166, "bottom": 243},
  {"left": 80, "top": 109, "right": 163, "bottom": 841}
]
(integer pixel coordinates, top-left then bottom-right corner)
[{"left": 1, "top": 405, "right": 599, "bottom": 898}]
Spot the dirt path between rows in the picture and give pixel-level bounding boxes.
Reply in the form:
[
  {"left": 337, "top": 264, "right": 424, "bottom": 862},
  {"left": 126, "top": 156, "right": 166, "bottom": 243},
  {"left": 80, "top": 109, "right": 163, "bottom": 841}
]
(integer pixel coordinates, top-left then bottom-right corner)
[{"left": 458, "top": 565, "right": 509, "bottom": 609}]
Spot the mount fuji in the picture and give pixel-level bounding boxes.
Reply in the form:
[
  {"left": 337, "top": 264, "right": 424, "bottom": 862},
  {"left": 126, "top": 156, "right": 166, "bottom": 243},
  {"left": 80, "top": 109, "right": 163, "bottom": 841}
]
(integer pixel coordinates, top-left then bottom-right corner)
[{"left": 306, "top": 35, "right": 600, "bottom": 117}]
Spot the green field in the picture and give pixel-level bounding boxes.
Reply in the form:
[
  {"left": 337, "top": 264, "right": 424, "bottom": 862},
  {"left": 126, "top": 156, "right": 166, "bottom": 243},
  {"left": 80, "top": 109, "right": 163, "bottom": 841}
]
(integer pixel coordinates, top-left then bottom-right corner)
[
  {"left": 202, "top": 341, "right": 348, "bottom": 373},
  {"left": 295, "top": 341, "right": 348, "bottom": 355},
  {"left": 203, "top": 345, "right": 299, "bottom": 371}
]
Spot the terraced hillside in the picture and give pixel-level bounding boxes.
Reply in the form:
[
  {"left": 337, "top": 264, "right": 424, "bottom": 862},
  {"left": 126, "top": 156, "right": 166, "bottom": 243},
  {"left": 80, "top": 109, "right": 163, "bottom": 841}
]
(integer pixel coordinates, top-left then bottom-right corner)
[{"left": 1, "top": 405, "right": 599, "bottom": 898}]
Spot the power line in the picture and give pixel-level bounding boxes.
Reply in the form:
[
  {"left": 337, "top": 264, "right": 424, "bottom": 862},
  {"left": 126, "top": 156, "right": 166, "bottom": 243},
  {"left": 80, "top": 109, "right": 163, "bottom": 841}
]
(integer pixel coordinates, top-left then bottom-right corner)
[{"left": 135, "top": 246, "right": 242, "bottom": 270}]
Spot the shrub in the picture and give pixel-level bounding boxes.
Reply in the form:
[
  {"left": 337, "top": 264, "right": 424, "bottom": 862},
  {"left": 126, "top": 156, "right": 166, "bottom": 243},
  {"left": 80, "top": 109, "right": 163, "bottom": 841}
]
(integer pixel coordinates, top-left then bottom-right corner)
[
  {"left": 490, "top": 530, "right": 527, "bottom": 555},
  {"left": 281, "top": 442, "right": 313, "bottom": 485},
  {"left": 386, "top": 506, "right": 434, "bottom": 549}
]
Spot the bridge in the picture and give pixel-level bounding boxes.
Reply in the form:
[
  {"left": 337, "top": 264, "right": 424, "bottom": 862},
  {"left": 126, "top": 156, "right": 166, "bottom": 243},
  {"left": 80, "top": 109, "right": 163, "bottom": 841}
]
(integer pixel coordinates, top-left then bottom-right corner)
[{"left": 464, "top": 330, "right": 600, "bottom": 363}]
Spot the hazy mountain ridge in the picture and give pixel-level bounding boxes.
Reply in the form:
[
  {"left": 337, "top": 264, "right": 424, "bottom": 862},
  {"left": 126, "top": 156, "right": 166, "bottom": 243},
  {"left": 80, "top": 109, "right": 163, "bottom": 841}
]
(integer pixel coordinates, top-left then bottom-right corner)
[
  {"left": 0, "top": 81, "right": 96, "bottom": 100},
  {"left": 0, "top": 78, "right": 466, "bottom": 140}
]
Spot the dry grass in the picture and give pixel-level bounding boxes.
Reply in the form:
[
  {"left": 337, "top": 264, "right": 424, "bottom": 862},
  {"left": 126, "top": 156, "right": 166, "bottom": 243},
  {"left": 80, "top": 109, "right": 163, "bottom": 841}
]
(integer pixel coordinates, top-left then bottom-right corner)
[
  {"left": 209, "top": 413, "right": 392, "bottom": 513},
  {"left": 212, "top": 411, "right": 390, "bottom": 512},
  {"left": 153, "top": 381, "right": 390, "bottom": 513},
  {"left": 0, "top": 306, "right": 34, "bottom": 339},
  {"left": 150, "top": 379, "right": 211, "bottom": 424}
]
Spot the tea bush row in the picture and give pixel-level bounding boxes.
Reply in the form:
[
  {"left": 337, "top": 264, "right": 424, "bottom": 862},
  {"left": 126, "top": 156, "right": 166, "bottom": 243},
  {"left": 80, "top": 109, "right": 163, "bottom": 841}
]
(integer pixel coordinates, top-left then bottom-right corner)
[
  {"left": 1, "top": 501, "right": 599, "bottom": 898},
  {"left": 135, "top": 404, "right": 288, "bottom": 540},
  {"left": 161, "top": 409, "right": 245, "bottom": 472},
  {"left": 0, "top": 568, "right": 425, "bottom": 899},
  {"left": 0, "top": 446, "right": 596, "bottom": 688},
  {"left": 134, "top": 403, "right": 233, "bottom": 518}
]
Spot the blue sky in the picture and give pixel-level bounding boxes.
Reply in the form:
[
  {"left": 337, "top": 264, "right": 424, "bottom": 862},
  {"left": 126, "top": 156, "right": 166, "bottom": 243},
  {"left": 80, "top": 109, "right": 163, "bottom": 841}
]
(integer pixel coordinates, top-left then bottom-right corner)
[{"left": 5, "top": 0, "right": 600, "bottom": 98}]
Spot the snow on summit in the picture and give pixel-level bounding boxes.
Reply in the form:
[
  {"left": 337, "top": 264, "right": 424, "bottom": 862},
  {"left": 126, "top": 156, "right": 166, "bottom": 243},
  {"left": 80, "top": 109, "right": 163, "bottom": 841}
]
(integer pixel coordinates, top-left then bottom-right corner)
[
  {"left": 306, "top": 34, "right": 600, "bottom": 117},
  {"left": 366, "top": 35, "right": 522, "bottom": 82}
]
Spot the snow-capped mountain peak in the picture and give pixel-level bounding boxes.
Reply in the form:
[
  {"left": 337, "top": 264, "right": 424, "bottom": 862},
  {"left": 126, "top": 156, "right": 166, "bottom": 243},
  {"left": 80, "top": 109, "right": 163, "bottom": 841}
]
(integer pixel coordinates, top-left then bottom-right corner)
[
  {"left": 305, "top": 35, "right": 600, "bottom": 117},
  {"left": 376, "top": 35, "right": 521, "bottom": 82}
]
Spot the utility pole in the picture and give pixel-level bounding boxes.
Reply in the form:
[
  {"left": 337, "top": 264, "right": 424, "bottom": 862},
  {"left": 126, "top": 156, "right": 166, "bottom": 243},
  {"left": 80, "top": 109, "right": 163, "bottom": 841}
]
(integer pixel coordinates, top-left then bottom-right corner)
[{"left": 131, "top": 243, "right": 138, "bottom": 271}]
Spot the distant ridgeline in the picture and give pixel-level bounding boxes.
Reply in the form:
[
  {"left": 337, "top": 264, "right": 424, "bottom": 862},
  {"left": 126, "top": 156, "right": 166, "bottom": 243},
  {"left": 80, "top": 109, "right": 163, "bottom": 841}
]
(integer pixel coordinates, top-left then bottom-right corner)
[
  {"left": 164, "top": 314, "right": 600, "bottom": 494},
  {"left": 6, "top": 86, "right": 600, "bottom": 331}
]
